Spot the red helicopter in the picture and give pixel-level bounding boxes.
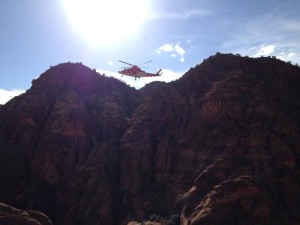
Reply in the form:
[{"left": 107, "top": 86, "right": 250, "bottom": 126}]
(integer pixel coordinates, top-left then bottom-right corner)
[{"left": 118, "top": 60, "right": 162, "bottom": 79}]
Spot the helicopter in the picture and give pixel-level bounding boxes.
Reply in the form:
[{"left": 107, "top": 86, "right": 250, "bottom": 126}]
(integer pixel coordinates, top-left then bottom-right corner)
[{"left": 118, "top": 60, "right": 162, "bottom": 79}]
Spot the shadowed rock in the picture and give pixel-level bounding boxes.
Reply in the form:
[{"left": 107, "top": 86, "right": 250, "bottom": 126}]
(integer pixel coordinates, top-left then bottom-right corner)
[
  {"left": 121, "top": 54, "right": 300, "bottom": 225},
  {"left": 0, "top": 202, "right": 53, "bottom": 225},
  {"left": 0, "top": 62, "right": 142, "bottom": 225},
  {"left": 0, "top": 55, "right": 300, "bottom": 225}
]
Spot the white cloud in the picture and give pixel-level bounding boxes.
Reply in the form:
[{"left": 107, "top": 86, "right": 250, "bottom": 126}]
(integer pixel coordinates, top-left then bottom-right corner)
[
  {"left": 277, "top": 50, "right": 299, "bottom": 63},
  {"left": 287, "top": 52, "right": 295, "bottom": 58},
  {"left": 156, "top": 69, "right": 183, "bottom": 82},
  {"left": 220, "top": 13, "right": 300, "bottom": 65},
  {"left": 0, "top": 89, "right": 25, "bottom": 105},
  {"left": 174, "top": 44, "right": 186, "bottom": 62},
  {"left": 149, "top": 9, "right": 210, "bottom": 20},
  {"left": 156, "top": 44, "right": 174, "bottom": 54},
  {"left": 286, "top": 21, "right": 300, "bottom": 31},
  {"left": 238, "top": 42, "right": 300, "bottom": 64},
  {"left": 156, "top": 43, "right": 186, "bottom": 62},
  {"left": 253, "top": 44, "right": 276, "bottom": 57}
]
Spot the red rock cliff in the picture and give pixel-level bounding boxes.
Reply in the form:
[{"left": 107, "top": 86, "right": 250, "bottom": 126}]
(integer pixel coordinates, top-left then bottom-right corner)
[
  {"left": 0, "top": 62, "right": 142, "bottom": 225},
  {"left": 0, "top": 54, "right": 300, "bottom": 225},
  {"left": 121, "top": 54, "right": 300, "bottom": 225}
]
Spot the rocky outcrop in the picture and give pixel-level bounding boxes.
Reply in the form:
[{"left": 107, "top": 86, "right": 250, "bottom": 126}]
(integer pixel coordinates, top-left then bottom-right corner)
[
  {"left": 184, "top": 176, "right": 271, "bottom": 225},
  {"left": 0, "top": 62, "right": 142, "bottom": 225},
  {"left": 121, "top": 54, "right": 300, "bottom": 224},
  {"left": 139, "top": 81, "right": 167, "bottom": 99},
  {"left": 0, "top": 54, "right": 300, "bottom": 225},
  {"left": 0, "top": 202, "right": 53, "bottom": 225}
]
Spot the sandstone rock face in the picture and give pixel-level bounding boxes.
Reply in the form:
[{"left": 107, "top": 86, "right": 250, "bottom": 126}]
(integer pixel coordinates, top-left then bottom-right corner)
[
  {"left": 0, "top": 63, "right": 142, "bottom": 225},
  {"left": 139, "top": 81, "right": 167, "bottom": 99},
  {"left": 121, "top": 54, "right": 300, "bottom": 224},
  {"left": 0, "top": 55, "right": 300, "bottom": 225},
  {"left": 0, "top": 202, "right": 53, "bottom": 225}
]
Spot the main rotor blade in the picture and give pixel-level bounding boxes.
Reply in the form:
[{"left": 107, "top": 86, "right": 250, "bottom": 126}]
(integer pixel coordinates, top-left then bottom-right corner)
[
  {"left": 119, "top": 60, "right": 135, "bottom": 66},
  {"left": 139, "top": 60, "right": 152, "bottom": 66}
]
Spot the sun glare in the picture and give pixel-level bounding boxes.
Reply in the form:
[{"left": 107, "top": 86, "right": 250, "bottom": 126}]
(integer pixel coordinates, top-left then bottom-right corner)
[{"left": 63, "top": 0, "right": 150, "bottom": 45}]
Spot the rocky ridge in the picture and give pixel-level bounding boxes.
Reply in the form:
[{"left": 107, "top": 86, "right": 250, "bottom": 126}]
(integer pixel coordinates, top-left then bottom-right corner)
[
  {"left": 0, "top": 202, "right": 53, "bottom": 225},
  {"left": 0, "top": 54, "right": 300, "bottom": 225},
  {"left": 122, "top": 54, "right": 300, "bottom": 225},
  {"left": 0, "top": 62, "right": 142, "bottom": 224}
]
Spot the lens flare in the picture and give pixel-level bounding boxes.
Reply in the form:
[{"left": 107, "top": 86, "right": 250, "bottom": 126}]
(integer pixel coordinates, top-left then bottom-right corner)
[{"left": 63, "top": 0, "right": 150, "bottom": 45}]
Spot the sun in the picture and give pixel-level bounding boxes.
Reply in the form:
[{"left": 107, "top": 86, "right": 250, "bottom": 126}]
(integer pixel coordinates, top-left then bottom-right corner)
[{"left": 63, "top": 0, "right": 150, "bottom": 45}]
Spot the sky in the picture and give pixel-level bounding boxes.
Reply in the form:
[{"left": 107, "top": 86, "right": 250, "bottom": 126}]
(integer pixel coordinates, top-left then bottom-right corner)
[{"left": 1, "top": 0, "right": 300, "bottom": 104}]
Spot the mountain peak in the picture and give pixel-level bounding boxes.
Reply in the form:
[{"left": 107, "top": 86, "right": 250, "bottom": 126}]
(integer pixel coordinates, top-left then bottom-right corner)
[
  {"left": 1, "top": 54, "right": 300, "bottom": 225},
  {"left": 29, "top": 62, "right": 123, "bottom": 96}
]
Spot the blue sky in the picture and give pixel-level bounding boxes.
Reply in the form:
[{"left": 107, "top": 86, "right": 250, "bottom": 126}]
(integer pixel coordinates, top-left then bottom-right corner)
[{"left": 1, "top": 0, "right": 300, "bottom": 104}]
